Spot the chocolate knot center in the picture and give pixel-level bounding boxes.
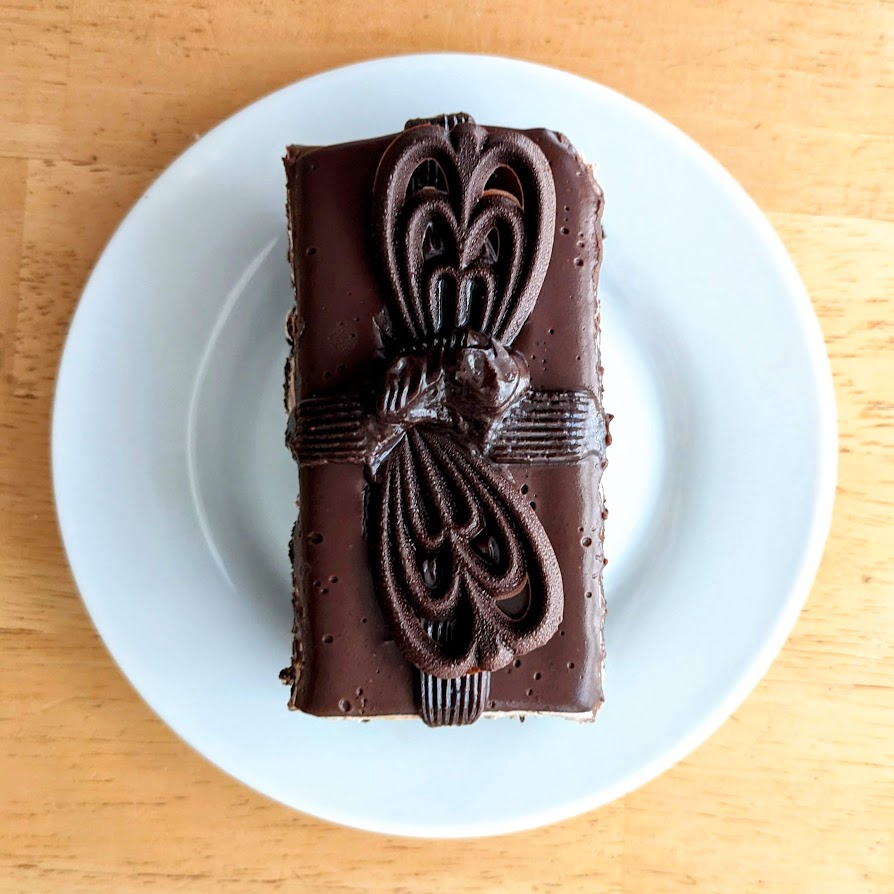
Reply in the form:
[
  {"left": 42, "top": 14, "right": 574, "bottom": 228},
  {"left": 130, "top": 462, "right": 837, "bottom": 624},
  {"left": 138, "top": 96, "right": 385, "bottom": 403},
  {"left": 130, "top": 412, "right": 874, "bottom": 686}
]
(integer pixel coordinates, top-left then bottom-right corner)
[{"left": 376, "top": 329, "right": 530, "bottom": 450}]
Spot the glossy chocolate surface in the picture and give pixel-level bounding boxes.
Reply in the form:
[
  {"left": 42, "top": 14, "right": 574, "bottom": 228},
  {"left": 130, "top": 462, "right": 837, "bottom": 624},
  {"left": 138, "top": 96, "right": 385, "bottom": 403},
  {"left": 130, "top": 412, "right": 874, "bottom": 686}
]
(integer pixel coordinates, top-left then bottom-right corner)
[{"left": 282, "top": 118, "right": 606, "bottom": 719}]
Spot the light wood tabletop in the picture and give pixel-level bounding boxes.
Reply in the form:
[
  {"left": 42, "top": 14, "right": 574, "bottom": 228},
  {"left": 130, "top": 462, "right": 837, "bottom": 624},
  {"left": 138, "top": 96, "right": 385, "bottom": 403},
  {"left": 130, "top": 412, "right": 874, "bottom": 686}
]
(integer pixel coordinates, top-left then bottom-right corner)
[{"left": 2, "top": 1, "right": 892, "bottom": 891}]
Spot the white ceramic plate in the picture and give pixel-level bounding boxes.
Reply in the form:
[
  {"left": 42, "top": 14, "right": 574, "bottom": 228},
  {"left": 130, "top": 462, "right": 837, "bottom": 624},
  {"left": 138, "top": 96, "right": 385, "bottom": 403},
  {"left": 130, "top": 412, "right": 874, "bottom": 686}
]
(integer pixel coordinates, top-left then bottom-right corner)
[{"left": 53, "top": 54, "right": 837, "bottom": 837}]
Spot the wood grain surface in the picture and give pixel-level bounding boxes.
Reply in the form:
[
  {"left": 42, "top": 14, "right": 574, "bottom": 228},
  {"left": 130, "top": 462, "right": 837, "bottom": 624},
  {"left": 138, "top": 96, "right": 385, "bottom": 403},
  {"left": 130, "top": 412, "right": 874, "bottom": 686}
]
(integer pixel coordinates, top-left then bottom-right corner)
[{"left": 1, "top": 1, "right": 892, "bottom": 891}]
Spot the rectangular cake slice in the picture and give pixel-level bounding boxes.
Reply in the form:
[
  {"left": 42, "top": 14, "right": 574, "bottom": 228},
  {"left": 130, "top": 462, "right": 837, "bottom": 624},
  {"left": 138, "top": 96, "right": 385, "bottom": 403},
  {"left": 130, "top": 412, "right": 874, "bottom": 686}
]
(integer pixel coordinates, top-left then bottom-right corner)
[{"left": 282, "top": 114, "right": 607, "bottom": 724}]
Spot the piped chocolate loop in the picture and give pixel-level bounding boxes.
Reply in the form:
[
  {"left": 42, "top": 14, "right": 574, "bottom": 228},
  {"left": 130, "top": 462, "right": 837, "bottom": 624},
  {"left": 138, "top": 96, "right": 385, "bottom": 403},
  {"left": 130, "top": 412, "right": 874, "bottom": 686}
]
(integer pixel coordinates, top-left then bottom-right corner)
[
  {"left": 373, "top": 119, "right": 556, "bottom": 346},
  {"left": 370, "top": 428, "right": 563, "bottom": 678}
]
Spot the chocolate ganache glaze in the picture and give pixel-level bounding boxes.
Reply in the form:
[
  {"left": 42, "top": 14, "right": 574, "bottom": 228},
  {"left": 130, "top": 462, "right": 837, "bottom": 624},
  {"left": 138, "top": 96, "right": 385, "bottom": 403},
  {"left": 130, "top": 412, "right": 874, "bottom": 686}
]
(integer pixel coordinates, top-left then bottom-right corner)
[{"left": 283, "top": 114, "right": 608, "bottom": 725}]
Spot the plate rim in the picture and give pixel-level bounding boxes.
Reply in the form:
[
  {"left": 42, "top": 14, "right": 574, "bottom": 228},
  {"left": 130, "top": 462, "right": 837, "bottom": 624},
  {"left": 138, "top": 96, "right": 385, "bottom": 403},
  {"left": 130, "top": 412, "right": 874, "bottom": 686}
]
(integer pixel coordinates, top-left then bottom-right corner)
[{"left": 52, "top": 52, "right": 838, "bottom": 837}]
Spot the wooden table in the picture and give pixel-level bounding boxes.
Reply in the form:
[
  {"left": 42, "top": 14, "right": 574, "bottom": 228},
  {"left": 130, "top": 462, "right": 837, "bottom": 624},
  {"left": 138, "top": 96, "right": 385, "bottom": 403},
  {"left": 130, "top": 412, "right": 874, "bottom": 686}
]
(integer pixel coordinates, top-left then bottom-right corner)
[{"left": 2, "top": 1, "right": 892, "bottom": 891}]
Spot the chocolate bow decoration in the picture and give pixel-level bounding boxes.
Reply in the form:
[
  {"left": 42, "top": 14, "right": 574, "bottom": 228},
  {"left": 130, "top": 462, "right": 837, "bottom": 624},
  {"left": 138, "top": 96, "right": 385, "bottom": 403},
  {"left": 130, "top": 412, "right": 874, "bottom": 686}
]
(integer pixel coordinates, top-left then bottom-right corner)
[{"left": 289, "top": 116, "right": 604, "bottom": 725}]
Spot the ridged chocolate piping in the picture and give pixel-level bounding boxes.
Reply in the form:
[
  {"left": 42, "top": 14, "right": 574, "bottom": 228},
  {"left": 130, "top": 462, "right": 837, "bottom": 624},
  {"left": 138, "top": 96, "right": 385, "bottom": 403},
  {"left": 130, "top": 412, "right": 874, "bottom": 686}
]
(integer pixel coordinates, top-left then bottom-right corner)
[{"left": 419, "top": 621, "right": 490, "bottom": 726}]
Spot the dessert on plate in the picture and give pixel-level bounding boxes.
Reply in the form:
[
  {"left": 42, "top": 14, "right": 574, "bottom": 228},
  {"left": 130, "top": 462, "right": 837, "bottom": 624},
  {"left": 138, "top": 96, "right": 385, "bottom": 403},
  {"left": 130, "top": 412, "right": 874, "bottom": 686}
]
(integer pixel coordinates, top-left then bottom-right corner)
[{"left": 282, "top": 113, "right": 608, "bottom": 725}]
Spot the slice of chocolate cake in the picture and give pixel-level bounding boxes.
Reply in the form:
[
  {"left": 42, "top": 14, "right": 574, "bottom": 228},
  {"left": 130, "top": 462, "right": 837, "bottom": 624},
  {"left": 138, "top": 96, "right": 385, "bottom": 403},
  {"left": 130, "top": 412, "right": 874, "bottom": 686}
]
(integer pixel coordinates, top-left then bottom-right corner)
[{"left": 282, "top": 113, "right": 608, "bottom": 725}]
